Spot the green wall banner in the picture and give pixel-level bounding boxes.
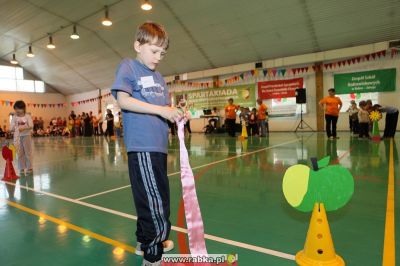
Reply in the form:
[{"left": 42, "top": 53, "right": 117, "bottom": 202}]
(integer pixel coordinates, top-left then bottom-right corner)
[{"left": 334, "top": 68, "right": 396, "bottom": 94}]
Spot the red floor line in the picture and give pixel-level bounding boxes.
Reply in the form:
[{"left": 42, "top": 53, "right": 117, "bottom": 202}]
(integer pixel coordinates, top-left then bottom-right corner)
[{"left": 332, "top": 148, "right": 353, "bottom": 164}]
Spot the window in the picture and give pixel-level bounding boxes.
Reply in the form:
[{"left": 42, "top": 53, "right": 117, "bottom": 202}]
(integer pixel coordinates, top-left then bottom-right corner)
[
  {"left": 17, "top": 80, "right": 35, "bottom": 92},
  {"left": 0, "top": 79, "right": 16, "bottom": 91},
  {"left": 267, "top": 97, "right": 307, "bottom": 117},
  {"left": 338, "top": 92, "right": 379, "bottom": 112},
  {"left": 35, "top": 81, "right": 45, "bottom": 92},
  {"left": 0, "top": 66, "right": 17, "bottom": 79},
  {"left": 0, "top": 65, "right": 45, "bottom": 93},
  {"left": 15, "top": 67, "right": 23, "bottom": 80}
]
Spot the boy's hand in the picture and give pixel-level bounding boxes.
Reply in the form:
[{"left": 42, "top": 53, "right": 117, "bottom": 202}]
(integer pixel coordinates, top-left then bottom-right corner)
[{"left": 162, "top": 107, "right": 183, "bottom": 122}]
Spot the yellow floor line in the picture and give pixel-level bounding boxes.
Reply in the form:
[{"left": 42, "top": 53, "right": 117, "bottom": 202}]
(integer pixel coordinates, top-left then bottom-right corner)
[
  {"left": 382, "top": 139, "right": 395, "bottom": 266},
  {"left": 6, "top": 200, "right": 136, "bottom": 254}
]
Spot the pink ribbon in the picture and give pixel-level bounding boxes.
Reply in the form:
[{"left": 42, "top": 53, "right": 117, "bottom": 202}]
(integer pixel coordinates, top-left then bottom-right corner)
[
  {"left": 13, "top": 127, "right": 20, "bottom": 156},
  {"left": 176, "top": 119, "right": 208, "bottom": 255}
]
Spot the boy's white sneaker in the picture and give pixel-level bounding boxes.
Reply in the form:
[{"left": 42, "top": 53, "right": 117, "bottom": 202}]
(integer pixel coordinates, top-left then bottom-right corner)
[
  {"left": 136, "top": 240, "right": 175, "bottom": 256},
  {"left": 162, "top": 240, "right": 174, "bottom": 252},
  {"left": 142, "top": 259, "right": 161, "bottom": 266},
  {"left": 135, "top": 242, "right": 144, "bottom": 256}
]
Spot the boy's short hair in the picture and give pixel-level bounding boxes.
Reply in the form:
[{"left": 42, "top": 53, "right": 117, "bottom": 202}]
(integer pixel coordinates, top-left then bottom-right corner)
[
  {"left": 13, "top": 100, "right": 26, "bottom": 111},
  {"left": 135, "top": 22, "right": 169, "bottom": 50},
  {"left": 328, "top": 88, "right": 335, "bottom": 93},
  {"left": 228, "top": 98, "right": 233, "bottom": 102},
  {"left": 359, "top": 100, "right": 366, "bottom": 107}
]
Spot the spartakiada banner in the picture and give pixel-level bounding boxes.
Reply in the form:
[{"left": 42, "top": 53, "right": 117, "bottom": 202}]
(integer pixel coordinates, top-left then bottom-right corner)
[{"left": 173, "top": 85, "right": 256, "bottom": 110}]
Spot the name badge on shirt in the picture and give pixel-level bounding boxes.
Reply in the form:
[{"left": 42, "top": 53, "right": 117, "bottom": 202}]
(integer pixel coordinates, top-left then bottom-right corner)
[{"left": 140, "top": 76, "right": 155, "bottom": 89}]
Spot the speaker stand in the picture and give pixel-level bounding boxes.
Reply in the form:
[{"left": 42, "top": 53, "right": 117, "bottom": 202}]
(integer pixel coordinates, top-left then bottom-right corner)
[{"left": 294, "top": 104, "right": 314, "bottom": 132}]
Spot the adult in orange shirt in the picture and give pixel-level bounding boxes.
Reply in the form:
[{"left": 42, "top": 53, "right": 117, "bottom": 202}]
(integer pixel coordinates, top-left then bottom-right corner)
[
  {"left": 257, "top": 98, "right": 268, "bottom": 137},
  {"left": 224, "top": 98, "right": 239, "bottom": 137},
  {"left": 319, "top": 88, "right": 342, "bottom": 139}
]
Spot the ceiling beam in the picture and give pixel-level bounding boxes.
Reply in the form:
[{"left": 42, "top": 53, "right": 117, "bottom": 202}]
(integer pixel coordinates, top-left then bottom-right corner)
[
  {"left": 165, "top": 41, "right": 389, "bottom": 82},
  {"left": 0, "top": 0, "right": 124, "bottom": 59},
  {"left": 298, "top": 0, "right": 320, "bottom": 52},
  {"left": 159, "top": 0, "right": 216, "bottom": 69}
]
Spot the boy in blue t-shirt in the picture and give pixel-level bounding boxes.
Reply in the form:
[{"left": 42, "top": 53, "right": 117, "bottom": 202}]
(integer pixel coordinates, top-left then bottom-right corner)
[{"left": 111, "top": 22, "right": 182, "bottom": 265}]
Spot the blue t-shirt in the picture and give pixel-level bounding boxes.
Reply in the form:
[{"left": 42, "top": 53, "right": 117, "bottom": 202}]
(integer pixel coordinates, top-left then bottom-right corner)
[{"left": 111, "top": 58, "right": 170, "bottom": 154}]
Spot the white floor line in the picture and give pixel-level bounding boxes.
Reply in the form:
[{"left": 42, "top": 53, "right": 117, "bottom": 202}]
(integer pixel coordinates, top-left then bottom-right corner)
[
  {"left": 75, "top": 170, "right": 182, "bottom": 201},
  {"left": 189, "top": 139, "right": 298, "bottom": 171},
  {"left": 167, "top": 148, "right": 238, "bottom": 154},
  {"left": 75, "top": 185, "right": 132, "bottom": 201},
  {"left": 1, "top": 180, "right": 295, "bottom": 261},
  {"left": 75, "top": 138, "right": 299, "bottom": 201}
]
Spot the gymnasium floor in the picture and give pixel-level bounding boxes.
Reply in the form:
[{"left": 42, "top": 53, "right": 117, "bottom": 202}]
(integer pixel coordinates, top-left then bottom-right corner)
[{"left": 0, "top": 132, "right": 398, "bottom": 266}]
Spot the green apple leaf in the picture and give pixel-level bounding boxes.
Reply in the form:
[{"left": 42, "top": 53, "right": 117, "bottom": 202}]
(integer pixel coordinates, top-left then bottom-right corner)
[{"left": 317, "top": 156, "right": 330, "bottom": 169}]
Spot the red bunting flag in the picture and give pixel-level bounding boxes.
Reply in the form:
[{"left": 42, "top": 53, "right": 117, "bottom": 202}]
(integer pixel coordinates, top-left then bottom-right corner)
[{"left": 391, "top": 49, "right": 398, "bottom": 58}]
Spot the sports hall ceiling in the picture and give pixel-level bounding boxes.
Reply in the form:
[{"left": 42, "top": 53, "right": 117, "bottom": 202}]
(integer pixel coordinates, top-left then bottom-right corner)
[{"left": 0, "top": 0, "right": 399, "bottom": 94}]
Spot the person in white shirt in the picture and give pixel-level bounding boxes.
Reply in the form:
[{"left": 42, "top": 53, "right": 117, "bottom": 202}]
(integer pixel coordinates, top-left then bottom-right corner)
[{"left": 10, "top": 101, "right": 33, "bottom": 174}]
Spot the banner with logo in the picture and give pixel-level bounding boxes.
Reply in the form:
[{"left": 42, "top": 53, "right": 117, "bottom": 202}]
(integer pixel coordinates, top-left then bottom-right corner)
[
  {"left": 173, "top": 85, "right": 256, "bottom": 118},
  {"left": 258, "top": 78, "right": 303, "bottom": 99},
  {"left": 334, "top": 68, "right": 396, "bottom": 94}
]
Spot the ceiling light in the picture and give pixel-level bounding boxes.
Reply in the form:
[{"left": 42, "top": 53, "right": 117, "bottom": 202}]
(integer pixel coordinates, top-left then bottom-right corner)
[
  {"left": 102, "top": 6, "right": 112, "bottom": 26},
  {"left": 47, "top": 35, "right": 56, "bottom": 49},
  {"left": 27, "top": 45, "right": 35, "bottom": 57},
  {"left": 141, "top": 0, "right": 152, "bottom": 11},
  {"left": 10, "top": 53, "right": 18, "bottom": 64},
  {"left": 70, "top": 25, "right": 80, "bottom": 39}
]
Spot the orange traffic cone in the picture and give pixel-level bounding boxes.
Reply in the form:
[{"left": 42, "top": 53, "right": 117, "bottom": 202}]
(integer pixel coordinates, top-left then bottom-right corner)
[
  {"left": 296, "top": 203, "right": 345, "bottom": 266},
  {"left": 238, "top": 124, "right": 248, "bottom": 141},
  {"left": 2, "top": 159, "right": 19, "bottom": 182}
]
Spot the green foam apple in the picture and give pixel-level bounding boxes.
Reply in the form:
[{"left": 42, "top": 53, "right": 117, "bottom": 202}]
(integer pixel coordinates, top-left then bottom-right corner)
[{"left": 282, "top": 156, "right": 354, "bottom": 212}]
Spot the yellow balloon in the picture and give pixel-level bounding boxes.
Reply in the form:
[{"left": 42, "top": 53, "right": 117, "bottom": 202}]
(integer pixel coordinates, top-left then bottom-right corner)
[{"left": 9, "top": 144, "right": 16, "bottom": 160}]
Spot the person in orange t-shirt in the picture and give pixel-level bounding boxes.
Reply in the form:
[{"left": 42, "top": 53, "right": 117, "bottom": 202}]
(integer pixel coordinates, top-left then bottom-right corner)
[
  {"left": 224, "top": 98, "right": 239, "bottom": 137},
  {"left": 257, "top": 98, "right": 269, "bottom": 137},
  {"left": 319, "top": 88, "right": 342, "bottom": 139}
]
